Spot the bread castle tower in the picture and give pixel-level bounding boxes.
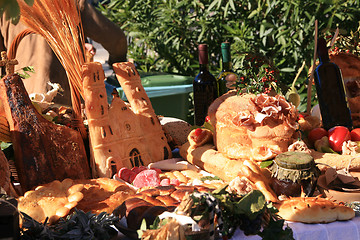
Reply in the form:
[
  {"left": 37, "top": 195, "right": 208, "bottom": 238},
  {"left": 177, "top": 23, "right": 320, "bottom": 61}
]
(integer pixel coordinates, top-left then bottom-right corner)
[{"left": 82, "top": 62, "right": 172, "bottom": 178}]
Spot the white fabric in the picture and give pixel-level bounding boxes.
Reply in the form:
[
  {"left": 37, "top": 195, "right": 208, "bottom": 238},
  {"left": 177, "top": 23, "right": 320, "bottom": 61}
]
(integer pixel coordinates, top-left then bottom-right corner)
[{"left": 232, "top": 214, "right": 360, "bottom": 240}]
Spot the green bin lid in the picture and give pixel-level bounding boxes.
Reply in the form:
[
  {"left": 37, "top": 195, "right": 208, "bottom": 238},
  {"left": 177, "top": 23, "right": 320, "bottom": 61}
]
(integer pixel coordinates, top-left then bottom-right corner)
[{"left": 140, "top": 73, "right": 193, "bottom": 87}]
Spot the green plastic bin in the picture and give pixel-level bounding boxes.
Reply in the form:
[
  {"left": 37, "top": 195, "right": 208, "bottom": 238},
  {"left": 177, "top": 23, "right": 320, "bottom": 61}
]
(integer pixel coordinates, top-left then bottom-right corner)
[{"left": 105, "top": 73, "right": 193, "bottom": 121}]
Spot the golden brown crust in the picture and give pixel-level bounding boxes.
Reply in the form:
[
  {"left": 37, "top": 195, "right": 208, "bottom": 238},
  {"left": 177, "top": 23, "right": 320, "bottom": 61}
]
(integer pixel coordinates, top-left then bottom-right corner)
[
  {"left": 239, "top": 160, "right": 278, "bottom": 203},
  {"left": 179, "top": 142, "right": 244, "bottom": 183},
  {"left": 74, "top": 178, "right": 135, "bottom": 215},
  {"left": 275, "top": 197, "right": 355, "bottom": 223},
  {"left": 298, "top": 115, "right": 321, "bottom": 132},
  {"left": 155, "top": 195, "right": 180, "bottom": 206},
  {"left": 330, "top": 52, "right": 360, "bottom": 79},
  {"left": 188, "top": 128, "right": 213, "bottom": 147},
  {"left": 180, "top": 142, "right": 277, "bottom": 202},
  {"left": 208, "top": 92, "right": 298, "bottom": 161},
  {"left": 171, "top": 171, "right": 188, "bottom": 183},
  {"left": 18, "top": 179, "right": 84, "bottom": 224},
  {"left": 82, "top": 62, "right": 172, "bottom": 178}
]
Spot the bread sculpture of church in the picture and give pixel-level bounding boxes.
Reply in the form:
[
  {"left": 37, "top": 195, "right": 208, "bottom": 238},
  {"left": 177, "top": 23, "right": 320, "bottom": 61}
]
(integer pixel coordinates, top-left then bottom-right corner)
[{"left": 82, "top": 62, "right": 172, "bottom": 178}]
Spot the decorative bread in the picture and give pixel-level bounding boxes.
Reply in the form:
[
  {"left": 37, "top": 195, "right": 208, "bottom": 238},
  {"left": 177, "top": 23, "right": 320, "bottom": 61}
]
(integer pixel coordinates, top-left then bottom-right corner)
[
  {"left": 239, "top": 160, "right": 278, "bottom": 202},
  {"left": 114, "top": 184, "right": 211, "bottom": 230},
  {"left": 73, "top": 178, "right": 135, "bottom": 215},
  {"left": 113, "top": 62, "right": 171, "bottom": 162},
  {"left": 179, "top": 142, "right": 278, "bottom": 202},
  {"left": 275, "top": 196, "right": 355, "bottom": 223},
  {"left": 207, "top": 91, "right": 298, "bottom": 161},
  {"left": 180, "top": 142, "right": 243, "bottom": 183},
  {"left": 82, "top": 62, "right": 171, "bottom": 178},
  {"left": 188, "top": 128, "right": 213, "bottom": 147},
  {"left": 18, "top": 179, "right": 85, "bottom": 224}
]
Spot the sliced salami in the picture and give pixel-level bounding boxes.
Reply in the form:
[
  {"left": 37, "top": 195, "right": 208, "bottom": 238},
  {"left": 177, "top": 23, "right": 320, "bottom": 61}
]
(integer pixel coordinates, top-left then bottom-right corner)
[{"left": 133, "top": 169, "right": 161, "bottom": 188}]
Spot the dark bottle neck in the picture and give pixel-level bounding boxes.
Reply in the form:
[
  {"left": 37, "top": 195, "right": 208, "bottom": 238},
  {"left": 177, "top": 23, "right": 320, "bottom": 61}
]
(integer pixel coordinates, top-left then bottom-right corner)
[
  {"left": 199, "top": 44, "right": 209, "bottom": 65},
  {"left": 317, "top": 38, "right": 330, "bottom": 63},
  {"left": 222, "top": 61, "right": 231, "bottom": 71},
  {"left": 199, "top": 63, "right": 209, "bottom": 71},
  {"left": 318, "top": 53, "right": 330, "bottom": 63},
  {"left": 221, "top": 42, "right": 231, "bottom": 71}
]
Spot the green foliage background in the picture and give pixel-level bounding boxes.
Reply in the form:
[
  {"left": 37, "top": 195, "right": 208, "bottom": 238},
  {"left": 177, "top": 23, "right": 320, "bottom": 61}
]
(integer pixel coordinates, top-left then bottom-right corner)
[{"left": 99, "top": 0, "right": 360, "bottom": 112}]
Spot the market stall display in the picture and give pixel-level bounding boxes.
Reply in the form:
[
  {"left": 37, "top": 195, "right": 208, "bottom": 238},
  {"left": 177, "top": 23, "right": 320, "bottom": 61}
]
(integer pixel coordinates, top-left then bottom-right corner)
[{"left": 3, "top": 1, "right": 360, "bottom": 240}]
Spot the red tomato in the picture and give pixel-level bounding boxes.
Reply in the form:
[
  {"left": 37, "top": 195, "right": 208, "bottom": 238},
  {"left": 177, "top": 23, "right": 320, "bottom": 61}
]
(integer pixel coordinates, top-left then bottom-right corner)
[
  {"left": 308, "top": 127, "right": 328, "bottom": 145},
  {"left": 194, "top": 128, "right": 203, "bottom": 137},
  {"left": 351, "top": 128, "right": 360, "bottom": 141},
  {"left": 328, "top": 126, "right": 351, "bottom": 152}
]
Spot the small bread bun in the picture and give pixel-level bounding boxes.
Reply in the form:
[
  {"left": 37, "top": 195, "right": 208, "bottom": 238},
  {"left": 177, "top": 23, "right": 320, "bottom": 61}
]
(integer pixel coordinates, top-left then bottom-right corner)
[
  {"left": 188, "top": 128, "right": 213, "bottom": 147},
  {"left": 275, "top": 197, "right": 355, "bottom": 223}
]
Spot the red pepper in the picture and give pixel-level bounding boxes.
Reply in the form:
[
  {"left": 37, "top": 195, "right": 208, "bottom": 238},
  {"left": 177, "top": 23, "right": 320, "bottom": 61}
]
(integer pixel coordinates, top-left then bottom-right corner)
[{"left": 328, "top": 126, "right": 351, "bottom": 152}]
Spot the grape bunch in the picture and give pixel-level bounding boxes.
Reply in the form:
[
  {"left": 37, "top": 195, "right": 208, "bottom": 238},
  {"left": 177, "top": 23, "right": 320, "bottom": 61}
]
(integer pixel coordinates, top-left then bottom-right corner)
[{"left": 239, "top": 213, "right": 263, "bottom": 236}]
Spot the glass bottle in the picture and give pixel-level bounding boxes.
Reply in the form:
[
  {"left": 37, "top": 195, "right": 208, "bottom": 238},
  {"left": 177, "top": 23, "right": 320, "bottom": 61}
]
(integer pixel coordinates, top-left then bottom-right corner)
[
  {"left": 217, "top": 42, "right": 239, "bottom": 96},
  {"left": 193, "top": 44, "right": 217, "bottom": 126},
  {"left": 314, "top": 37, "right": 353, "bottom": 130}
]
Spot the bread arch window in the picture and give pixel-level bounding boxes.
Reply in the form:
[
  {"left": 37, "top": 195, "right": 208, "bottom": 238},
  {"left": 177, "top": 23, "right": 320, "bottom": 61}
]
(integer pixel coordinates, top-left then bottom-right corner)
[
  {"left": 163, "top": 146, "right": 169, "bottom": 160},
  {"left": 129, "top": 148, "right": 144, "bottom": 167},
  {"left": 110, "top": 160, "right": 117, "bottom": 176},
  {"left": 125, "top": 122, "right": 132, "bottom": 131}
]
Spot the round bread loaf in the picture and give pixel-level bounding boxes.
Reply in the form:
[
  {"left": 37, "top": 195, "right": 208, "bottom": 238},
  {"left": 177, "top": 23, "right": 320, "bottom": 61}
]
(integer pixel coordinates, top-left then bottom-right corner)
[
  {"left": 160, "top": 117, "right": 192, "bottom": 148},
  {"left": 330, "top": 52, "right": 360, "bottom": 79},
  {"left": 208, "top": 91, "right": 298, "bottom": 161}
]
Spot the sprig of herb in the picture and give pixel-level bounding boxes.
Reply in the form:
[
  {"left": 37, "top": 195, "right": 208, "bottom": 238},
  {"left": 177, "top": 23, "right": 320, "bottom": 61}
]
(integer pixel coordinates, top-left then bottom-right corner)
[
  {"left": 21, "top": 209, "right": 118, "bottom": 240},
  {"left": 190, "top": 188, "right": 294, "bottom": 239}
]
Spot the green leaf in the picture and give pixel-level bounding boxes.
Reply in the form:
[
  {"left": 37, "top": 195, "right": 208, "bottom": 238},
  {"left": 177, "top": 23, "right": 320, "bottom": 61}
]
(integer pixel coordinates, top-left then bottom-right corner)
[
  {"left": 200, "top": 175, "right": 222, "bottom": 181},
  {"left": 248, "top": 9, "right": 259, "bottom": 19},
  {"left": 280, "top": 67, "right": 295, "bottom": 72},
  {"left": 137, "top": 219, "right": 147, "bottom": 238},
  {"left": 260, "top": 160, "right": 273, "bottom": 168},
  {"left": 207, "top": 0, "right": 219, "bottom": 11},
  {"left": 259, "top": 218, "right": 295, "bottom": 240},
  {"left": 236, "top": 190, "right": 266, "bottom": 220},
  {"left": 0, "top": 142, "right": 12, "bottom": 151}
]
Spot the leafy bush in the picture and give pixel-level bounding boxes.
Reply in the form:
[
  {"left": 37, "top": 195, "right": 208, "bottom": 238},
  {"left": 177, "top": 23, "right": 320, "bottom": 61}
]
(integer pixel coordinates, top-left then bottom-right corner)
[{"left": 99, "top": 0, "right": 360, "bottom": 111}]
